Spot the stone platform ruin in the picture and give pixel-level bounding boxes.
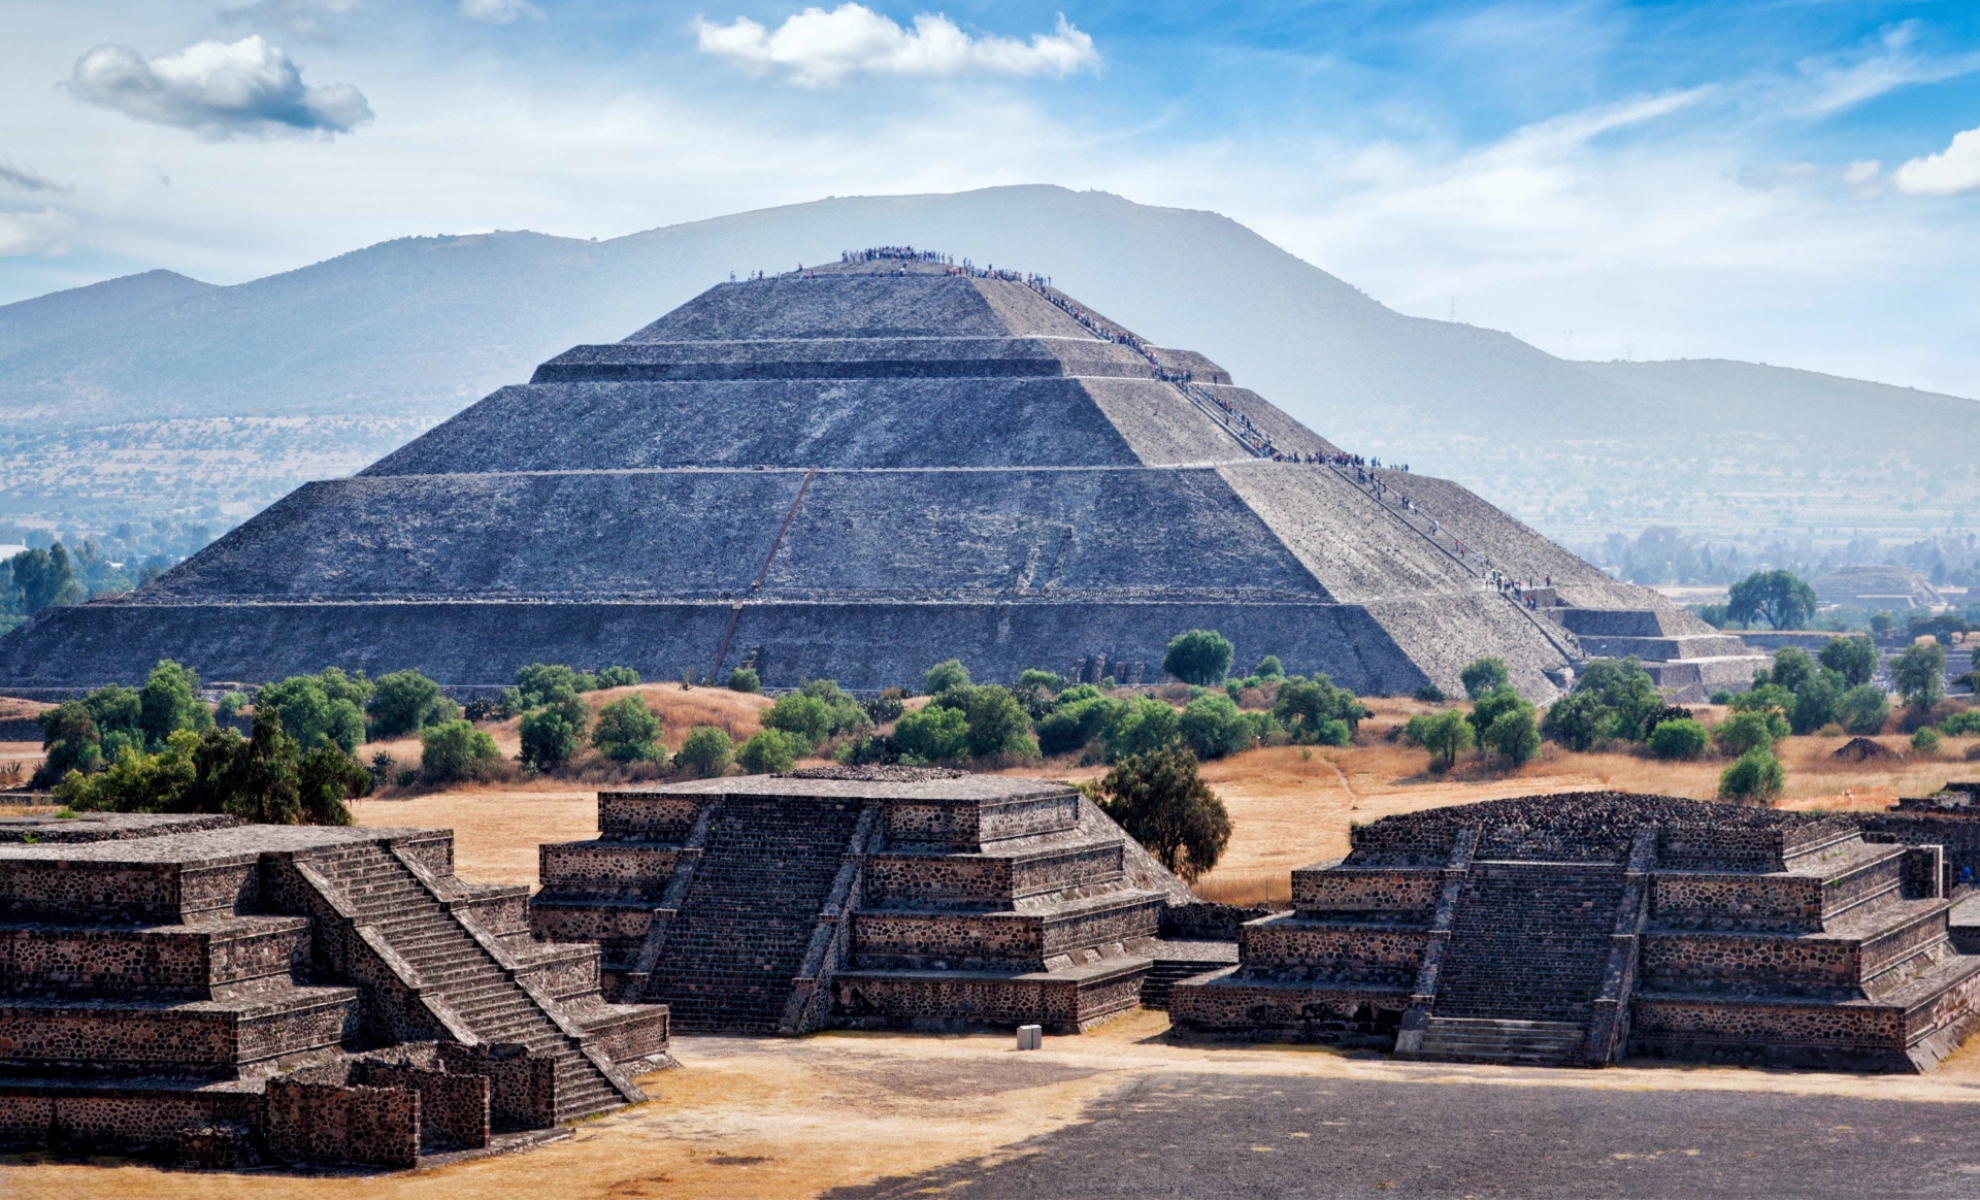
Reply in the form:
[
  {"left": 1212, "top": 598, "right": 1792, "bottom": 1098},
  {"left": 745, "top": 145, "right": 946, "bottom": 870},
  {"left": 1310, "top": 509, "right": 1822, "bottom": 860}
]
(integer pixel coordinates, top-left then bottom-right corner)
[
  {"left": 529, "top": 769, "right": 1199, "bottom": 1035},
  {"left": 0, "top": 252, "right": 1760, "bottom": 702},
  {"left": 0, "top": 811, "right": 668, "bottom": 1168},
  {"left": 1170, "top": 793, "right": 1980, "bottom": 1072}
]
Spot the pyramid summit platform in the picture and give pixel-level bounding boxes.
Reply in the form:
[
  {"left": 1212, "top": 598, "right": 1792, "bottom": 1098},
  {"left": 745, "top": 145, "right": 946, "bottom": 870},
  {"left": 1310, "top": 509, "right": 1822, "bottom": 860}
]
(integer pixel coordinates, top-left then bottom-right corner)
[{"left": 0, "top": 250, "right": 1759, "bottom": 697}]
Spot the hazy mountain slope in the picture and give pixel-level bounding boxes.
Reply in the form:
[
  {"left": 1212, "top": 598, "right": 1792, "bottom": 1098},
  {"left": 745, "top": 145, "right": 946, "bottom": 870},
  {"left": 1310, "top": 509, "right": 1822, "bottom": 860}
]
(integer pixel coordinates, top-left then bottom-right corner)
[
  {"left": 0, "top": 269, "right": 215, "bottom": 361},
  {"left": 2, "top": 184, "right": 1975, "bottom": 544}
]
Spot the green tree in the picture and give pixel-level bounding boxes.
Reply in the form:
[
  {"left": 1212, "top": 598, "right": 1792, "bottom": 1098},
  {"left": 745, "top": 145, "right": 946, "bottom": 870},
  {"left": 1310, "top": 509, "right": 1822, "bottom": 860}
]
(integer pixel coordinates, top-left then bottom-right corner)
[
  {"left": 961, "top": 685, "right": 1036, "bottom": 759},
  {"left": 737, "top": 728, "right": 804, "bottom": 774},
  {"left": 1870, "top": 611, "right": 1895, "bottom": 634},
  {"left": 1838, "top": 685, "right": 1891, "bottom": 736},
  {"left": 1036, "top": 696, "right": 1120, "bottom": 756},
  {"left": 725, "top": 667, "right": 762, "bottom": 693},
  {"left": 1405, "top": 709, "right": 1474, "bottom": 771},
  {"left": 1727, "top": 569, "right": 1817, "bottom": 630},
  {"left": 1253, "top": 655, "right": 1285, "bottom": 680},
  {"left": 1570, "top": 658, "right": 1664, "bottom": 742},
  {"left": 420, "top": 720, "right": 501, "bottom": 783},
  {"left": 763, "top": 691, "right": 834, "bottom": 750},
  {"left": 893, "top": 704, "right": 970, "bottom": 763},
  {"left": 1271, "top": 673, "right": 1365, "bottom": 746},
  {"left": 519, "top": 691, "right": 591, "bottom": 769},
  {"left": 1713, "top": 710, "right": 1781, "bottom": 758},
  {"left": 1179, "top": 694, "right": 1252, "bottom": 760},
  {"left": 32, "top": 702, "right": 103, "bottom": 786},
  {"left": 256, "top": 669, "right": 371, "bottom": 754},
  {"left": 1163, "top": 629, "right": 1234, "bottom": 686},
  {"left": 514, "top": 663, "right": 596, "bottom": 708},
  {"left": 1104, "top": 696, "right": 1184, "bottom": 760},
  {"left": 923, "top": 660, "right": 971, "bottom": 696},
  {"left": 592, "top": 695, "right": 664, "bottom": 762},
  {"left": 1820, "top": 635, "right": 1879, "bottom": 689},
  {"left": 1647, "top": 718, "right": 1709, "bottom": 761},
  {"left": 137, "top": 659, "right": 212, "bottom": 750},
  {"left": 1477, "top": 694, "right": 1541, "bottom": 766},
  {"left": 595, "top": 666, "right": 641, "bottom": 688},
  {"left": 864, "top": 688, "right": 906, "bottom": 724},
  {"left": 1460, "top": 657, "right": 1511, "bottom": 700},
  {"left": 1540, "top": 690, "right": 1610, "bottom": 752},
  {"left": 1912, "top": 727, "right": 1944, "bottom": 755},
  {"left": 1466, "top": 687, "right": 1523, "bottom": 741},
  {"left": 1719, "top": 748, "right": 1785, "bottom": 804},
  {"left": 1093, "top": 748, "right": 1232, "bottom": 883},
  {"left": 1892, "top": 641, "right": 1947, "bottom": 712},
  {"left": 1788, "top": 669, "right": 1846, "bottom": 735},
  {"left": 366, "top": 670, "right": 459, "bottom": 739},
  {"left": 674, "top": 726, "right": 733, "bottom": 778},
  {"left": 9, "top": 545, "right": 82, "bottom": 614},
  {"left": 1017, "top": 669, "right": 1064, "bottom": 695},
  {"left": 1758, "top": 647, "right": 1816, "bottom": 694}
]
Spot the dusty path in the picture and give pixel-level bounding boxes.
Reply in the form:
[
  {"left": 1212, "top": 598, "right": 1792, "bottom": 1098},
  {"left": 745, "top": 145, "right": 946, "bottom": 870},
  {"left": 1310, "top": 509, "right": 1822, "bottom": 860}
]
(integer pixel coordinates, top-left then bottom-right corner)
[{"left": 16, "top": 1013, "right": 1980, "bottom": 1200}]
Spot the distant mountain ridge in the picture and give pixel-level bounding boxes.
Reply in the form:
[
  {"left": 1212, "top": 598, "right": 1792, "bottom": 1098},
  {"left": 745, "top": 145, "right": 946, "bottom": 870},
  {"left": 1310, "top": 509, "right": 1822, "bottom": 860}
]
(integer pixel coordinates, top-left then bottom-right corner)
[{"left": 0, "top": 185, "right": 1973, "bottom": 543}]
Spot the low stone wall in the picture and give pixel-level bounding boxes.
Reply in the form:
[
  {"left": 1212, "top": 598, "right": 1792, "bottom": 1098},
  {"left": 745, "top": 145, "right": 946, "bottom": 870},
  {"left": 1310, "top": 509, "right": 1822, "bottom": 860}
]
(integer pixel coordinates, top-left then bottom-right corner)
[
  {"left": 263, "top": 1077, "right": 419, "bottom": 1169},
  {"left": 0, "top": 918, "right": 307, "bottom": 999},
  {"left": 1159, "top": 901, "right": 1275, "bottom": 941},
  {"left": 527, "top": 898, "right": 657, "bottom": 947},
  {"left": 0, "top": 1084, "right": 261, "bottom": 1157},
  {"left": 853, "top": 898, "right": 1160, "bottom": 971},
  {"left": 1639, "top": 932, "right": 1859, "bottom": 997},
  {"left": 353, "top": 1061, "right": 489, "bottom": 1152},
  {"left": 1292, "top": 867, "right": 1439, "bottom": 917},
  {"left": 439, "top": 1042, "right": 557, "bottom": 1132},
  {"left": 885, "top": 791, "right": 1079, "bottom": 849},
  {"left": 864, "top": 842, "right": 1121, "bottom": 906},
  {"left": 832, "top": 963, "right": 1145, "bottom": 1033},
  {"left": 1238, "top": 918, "right": 1428, "bottom": 985},
  {"left": 1167, "top": 975, "right": 1408, "bottom": 1044},
  {"left": 1628, "top": 995, "right": 1911, "bottom": 1070},
  {"left": 0, "top": 989, "right": 356, "bottom": 1074},
  {"left": 539, "top": 842, "right": 680, "bottom": 896},
  {"left": 1650, "top": 873, "right": 1824, "bottom": 931},
  {"left": 598, "top": 793, "right": 703, "bottom": 841}
]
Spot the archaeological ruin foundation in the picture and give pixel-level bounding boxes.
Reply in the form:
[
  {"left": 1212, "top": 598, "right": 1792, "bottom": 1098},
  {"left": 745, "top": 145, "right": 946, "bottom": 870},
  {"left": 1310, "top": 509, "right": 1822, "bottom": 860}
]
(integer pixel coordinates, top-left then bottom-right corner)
[
  {"left": 0, "top": 810, "right": 668, "bottom": 1168},
  {"left": 0, "top": 251, "right": 1761, "bottom": 701},
  {"left": 1170, "top": 792, "right": 1980, "bottom": 1071}
]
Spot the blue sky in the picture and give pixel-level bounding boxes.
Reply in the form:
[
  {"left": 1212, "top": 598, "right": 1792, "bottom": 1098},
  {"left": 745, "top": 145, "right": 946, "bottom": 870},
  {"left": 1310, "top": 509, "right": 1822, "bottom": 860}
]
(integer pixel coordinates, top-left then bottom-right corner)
[{"left": 3, "top": 1, "right": 1979, "bottom": 394}]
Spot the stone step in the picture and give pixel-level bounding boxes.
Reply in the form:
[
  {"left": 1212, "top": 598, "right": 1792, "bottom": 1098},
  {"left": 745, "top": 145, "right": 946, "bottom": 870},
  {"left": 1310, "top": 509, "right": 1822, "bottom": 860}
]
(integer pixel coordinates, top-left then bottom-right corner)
[{"left": 1414, "top": 1017, "right": 1586, "bottom": 1065}]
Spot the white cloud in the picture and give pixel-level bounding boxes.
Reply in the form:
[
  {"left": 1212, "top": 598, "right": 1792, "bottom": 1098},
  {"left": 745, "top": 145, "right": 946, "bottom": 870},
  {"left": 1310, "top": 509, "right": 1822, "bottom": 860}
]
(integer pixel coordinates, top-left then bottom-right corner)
[
  {"left": 695, "top": 6, "right": 1099, "bottom": 87},
  {"left": 0, "top": 158, "right": 69, "bottom": 194},
  {"left": 460, "top": 0, "right": 544, "bottom": 25},
  {"left": 1895, "top": 126, "right": 1980, "bottom": 196},
  {"left": 1843, "top": 159, "right": 1881, "bottom": 185},
  {"left": 65, "top": 36, "right": 372, "bottom": 138},
  {"left": 0, "top": 209, "right": 79, "bottom": 257}
]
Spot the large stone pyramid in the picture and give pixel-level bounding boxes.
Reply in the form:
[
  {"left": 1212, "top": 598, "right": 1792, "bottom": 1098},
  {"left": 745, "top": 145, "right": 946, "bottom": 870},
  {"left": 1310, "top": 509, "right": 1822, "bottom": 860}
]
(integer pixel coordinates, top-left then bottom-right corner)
[{"left": 0, "top": 252, "right": 1759, "bottom": 698}]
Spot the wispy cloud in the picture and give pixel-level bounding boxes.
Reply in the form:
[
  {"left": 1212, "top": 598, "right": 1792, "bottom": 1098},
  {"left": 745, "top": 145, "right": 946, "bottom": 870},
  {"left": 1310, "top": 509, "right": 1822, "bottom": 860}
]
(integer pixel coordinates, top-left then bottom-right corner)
[
  {"left": 1778, "top": 22, "right": 1980, "bottom": 119},
  {"left": 0, "top": 158, "right": 69, "bottom": 194},
  {"left": 64, "top": 36, "right": 372, "bottom": 139},
  {"left": 0, "top": 209, "right": 79, "bottom": 257},
  {"left": 460, "top": 0, "right": 544, "bottom": 25},
  {"left": 695, "top": 6, "right": 1099, "bottom": 87},
  {"left": 219, "top": 0, "right": 365, "bottom": 41},
  {"left": 1895, "top": 126, "right": 1980, "bottom": 196}
]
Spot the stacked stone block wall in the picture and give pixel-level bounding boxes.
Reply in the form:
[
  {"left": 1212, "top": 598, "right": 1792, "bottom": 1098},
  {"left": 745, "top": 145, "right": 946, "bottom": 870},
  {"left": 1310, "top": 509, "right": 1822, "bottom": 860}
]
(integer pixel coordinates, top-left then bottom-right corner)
[{"left": 263, "top": 1077, "right": 420, "bottom": 1169}]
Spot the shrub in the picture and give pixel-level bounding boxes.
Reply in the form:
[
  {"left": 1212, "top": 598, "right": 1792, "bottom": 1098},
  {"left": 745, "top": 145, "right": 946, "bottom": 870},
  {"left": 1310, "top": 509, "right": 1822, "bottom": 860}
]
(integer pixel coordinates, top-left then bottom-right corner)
[
  {"left": 1839, "top": 685, "right": 1891, "bottom": 735},
  {"left": 1413, "top": 683, "right": 1448, "bottom": 703},
  {"left": 592, "top": 695, "right": 663, "bottom": 763},
  {"left": 893, "top": 704, "right": 970, "bottom": 764},
  {"left": 1179, "top": 694, "right": 1252, "bottom": 760},
  {"left": 1757, "top": 647, "right": 1816, "bottom": 694},
  {"left": 1647, "top": 718, "right": 1709, "bottom": 761},
  {"left": 801, "top": 680, "right": 873, "bottom": 740},
  {"left": 366, "top": 669, "right": 459, "bottom": 740},
  {"left": 138, "top": 660, "right": 212, "bottom": 750},
  {"left": 763, "top": 691, "right": 833, "bottom": 749},
  {"left": 33, "top": 702, "right": 104, "bottom": 787},
  {"left": 1913, "top": 727, "right": 1944, "bottom": 754},
  {"left": 255, "top": 669, "right": 370, "bottom": 755},
  {"left": 595, "top": 666, "right": 641, "bottom": 689},
  {"left": 1017, "top": 668, "right": 1064, "bottom": 695},
  {"left": 1718, "top": 748, "right": 1785, "bottom": 804},
  {"left": 1940, "top": 710, "right": 1980, "bottom": 736},
  {"left": 1460, "top": 657, "right": 1510, "bottom": 700},
  {"left": 1105, "top": 696, "right": 1184, "bottom": 761},
  {"left": 1541, "top": 690, "right": 1609, "bottom": 752},
  {"left": 514, "top": 663, "right": 596, "bottom": 707},
  {"left": 1788, "top": 669, "right": 1845, "bottom": 736},
  {"left": 1091, "top": 747, "right": 1231, "bottom": 883},
  {"left": 1466, "top": 687, "right": 1522, "bottom": 740},
  {"left": 1272, "top": 674, "right": 1366, "bottom": 745},
  {"left": 1569, "top": 658, "right": 1663, "bottom": 741},
  {"left": 1163, "top": 629, "right": 1234, "bottom": 686},
  {"left": 216, "top": 692, "right": 249, "bottom": 723},
  {"left": 738, "top": 728, "right": 804, "bottom": 774},
  {"left": 1820, "top": 635, "right": 1879, "bottom": 689},
  {"left": 1254, "top": 656, "right": 1284, "bottom": 680},
  {"left": 421, "top": 720, "right": 501, "bottom": 783},
  {"left": 674, "top": 726, "right": 733, "bottom": 778},
  {"left": 1037, "top": 696, "right": 1120, "bottom": 757},
  {"left": 1728, "top": 569, "right": 1816, "bottom": 630},
  {"left": 923, "top": 660, "right": 971, "bottom": 696},
  {"left": 961, "top": 685, "right": 1036, "bottom": 759},
  {"left": 519, "top": 692, "right": 591, "bottom": 770},
  {"left": 1713, "top": 710, "right": 1780, "bottom": 758},
  {"left": 1404, "top": 709, "right": 1474, "bottom": 771},
  {"left": 865, "top": 688, "right": 906, "bottom": 724},
  {"left": 725, "top": 668, "right": 761, "bottom": 693}
]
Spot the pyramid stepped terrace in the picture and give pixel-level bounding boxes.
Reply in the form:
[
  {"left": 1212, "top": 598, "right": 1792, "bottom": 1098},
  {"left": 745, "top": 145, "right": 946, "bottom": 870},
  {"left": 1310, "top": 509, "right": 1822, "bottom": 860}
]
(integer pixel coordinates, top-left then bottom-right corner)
[
  {"left": 528, "top": 768, "right": 1200, "bottom": 1034},
  {"left": 0, "top": 811, "right": 668, "bottom": 1168},
  {"left": 0, "top": 250, "right": 1761, "bottom": 701},
  {"left": 1170, "top": 793, "right": 1980, "bottom": 1072}
]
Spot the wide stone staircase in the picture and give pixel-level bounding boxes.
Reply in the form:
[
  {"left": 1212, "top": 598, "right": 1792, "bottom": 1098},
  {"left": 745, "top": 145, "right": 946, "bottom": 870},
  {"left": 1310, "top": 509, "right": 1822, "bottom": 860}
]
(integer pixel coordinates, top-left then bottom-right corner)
[
  {"left": 308, "top": 843, "right": 630, "bottom": 1122},
  {"left": 644, "top": 797, "right": 865, "bottom": 1032},
  {"left": 1422, "top": 861, "right": 1627, "bottom": 1062}
]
